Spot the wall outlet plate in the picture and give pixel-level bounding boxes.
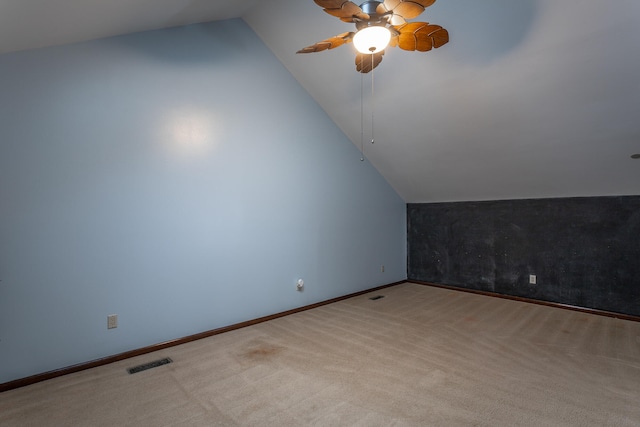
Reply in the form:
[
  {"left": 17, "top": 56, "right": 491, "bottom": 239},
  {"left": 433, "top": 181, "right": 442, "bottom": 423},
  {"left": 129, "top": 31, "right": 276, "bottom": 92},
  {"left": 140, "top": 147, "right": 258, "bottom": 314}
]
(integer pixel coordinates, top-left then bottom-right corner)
[
  {"left": 529, "top": 275, "right": 537, "bottom": 285},
  {"left": 107, "top": 314, "right": 118, "bottom": 329}
]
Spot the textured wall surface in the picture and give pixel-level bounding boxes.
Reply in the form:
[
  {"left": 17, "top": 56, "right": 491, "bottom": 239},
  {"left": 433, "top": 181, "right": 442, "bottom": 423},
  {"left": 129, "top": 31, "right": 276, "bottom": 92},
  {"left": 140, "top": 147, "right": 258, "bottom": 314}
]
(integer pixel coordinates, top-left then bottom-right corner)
[
  {"left": 408, "top": 197, "right": 640, "bottom": 316},
  {"left": 0, "top": 19, "right": 406, "bottom": 384}
]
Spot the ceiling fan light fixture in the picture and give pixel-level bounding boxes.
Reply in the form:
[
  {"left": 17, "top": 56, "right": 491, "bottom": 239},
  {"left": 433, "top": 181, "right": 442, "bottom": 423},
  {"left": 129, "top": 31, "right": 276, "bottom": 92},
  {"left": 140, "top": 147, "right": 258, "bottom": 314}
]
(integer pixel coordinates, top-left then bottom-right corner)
[
  {"left": 353, "top": 26, "right": 391, "bottom": 54},
  {"left": 298, "top": 0, "right": 449, "bottom": 73}
]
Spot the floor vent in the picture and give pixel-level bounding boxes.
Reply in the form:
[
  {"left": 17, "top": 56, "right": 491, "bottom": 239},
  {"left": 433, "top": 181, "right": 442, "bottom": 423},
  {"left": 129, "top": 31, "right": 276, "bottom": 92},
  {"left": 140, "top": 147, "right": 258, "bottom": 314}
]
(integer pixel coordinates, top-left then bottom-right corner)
[
  {"left": 369, "top": 295, "right": 385, "bottom": 300},
  {"left": 127, "top": 357, "right": 173, "bottom": 374}
]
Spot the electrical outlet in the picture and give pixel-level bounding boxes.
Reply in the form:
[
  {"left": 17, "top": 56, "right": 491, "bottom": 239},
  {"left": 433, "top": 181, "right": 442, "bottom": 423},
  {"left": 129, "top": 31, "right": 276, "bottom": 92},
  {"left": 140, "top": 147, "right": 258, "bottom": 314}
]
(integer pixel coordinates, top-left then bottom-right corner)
[
  {"left": 107, "top": 314, "right": 118, "bottom": 329},
  {"left": 529, "top": 275, "right": 537, "bottom": 285},
  {"left": 381, "top": 265, "right": 385, "bottom": 273}
]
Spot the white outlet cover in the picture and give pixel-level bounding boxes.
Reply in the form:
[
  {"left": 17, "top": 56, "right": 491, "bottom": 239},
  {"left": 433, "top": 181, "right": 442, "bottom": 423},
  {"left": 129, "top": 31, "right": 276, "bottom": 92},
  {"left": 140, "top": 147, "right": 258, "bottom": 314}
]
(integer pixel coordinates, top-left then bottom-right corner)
[{"left": 107, "top": 314, "right": 118, "bottom": 329}]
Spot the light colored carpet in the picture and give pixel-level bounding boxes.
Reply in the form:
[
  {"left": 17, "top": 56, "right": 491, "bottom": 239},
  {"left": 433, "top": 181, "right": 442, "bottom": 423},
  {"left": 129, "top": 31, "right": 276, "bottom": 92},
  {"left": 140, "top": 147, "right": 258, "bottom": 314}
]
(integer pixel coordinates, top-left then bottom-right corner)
[{"left": 2, "top": 282, "right": 640, "bottom": 426}]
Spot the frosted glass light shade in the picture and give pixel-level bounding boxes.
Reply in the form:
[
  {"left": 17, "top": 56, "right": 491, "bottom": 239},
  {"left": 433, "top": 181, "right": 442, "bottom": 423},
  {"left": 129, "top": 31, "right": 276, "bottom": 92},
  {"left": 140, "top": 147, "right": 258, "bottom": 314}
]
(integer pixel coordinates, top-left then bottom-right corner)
[{"left": 353, "top": 26, "right": 391, "bottom": 54}]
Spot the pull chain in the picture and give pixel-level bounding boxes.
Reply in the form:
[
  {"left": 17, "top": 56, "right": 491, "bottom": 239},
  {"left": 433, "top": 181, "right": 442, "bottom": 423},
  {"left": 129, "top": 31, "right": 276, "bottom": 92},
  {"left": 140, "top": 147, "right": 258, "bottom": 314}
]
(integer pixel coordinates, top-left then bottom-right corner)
[
  {"left": 360, "top": 52, "right": 378, "bottom": 161},
  {"left": 360, "top": 54, "right": 365, "bottom": 161},
  {"left": 371, "top": 52, "right": 375, "bottom": 145}
]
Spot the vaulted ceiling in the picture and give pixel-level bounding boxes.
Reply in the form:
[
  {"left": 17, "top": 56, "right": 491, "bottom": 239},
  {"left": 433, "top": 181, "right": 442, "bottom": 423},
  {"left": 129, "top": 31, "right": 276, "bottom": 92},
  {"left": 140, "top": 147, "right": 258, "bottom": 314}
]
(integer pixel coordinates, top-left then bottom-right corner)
[{"left": 2, "top": 0, "right": 639, "bottom": 202}]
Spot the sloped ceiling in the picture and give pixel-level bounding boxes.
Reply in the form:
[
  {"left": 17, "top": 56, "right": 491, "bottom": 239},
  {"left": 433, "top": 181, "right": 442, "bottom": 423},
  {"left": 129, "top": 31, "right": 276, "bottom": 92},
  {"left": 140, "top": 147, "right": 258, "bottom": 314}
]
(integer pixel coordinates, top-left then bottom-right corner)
[{"left": 2, "top": 0, "right": 639, "bottom": 202}]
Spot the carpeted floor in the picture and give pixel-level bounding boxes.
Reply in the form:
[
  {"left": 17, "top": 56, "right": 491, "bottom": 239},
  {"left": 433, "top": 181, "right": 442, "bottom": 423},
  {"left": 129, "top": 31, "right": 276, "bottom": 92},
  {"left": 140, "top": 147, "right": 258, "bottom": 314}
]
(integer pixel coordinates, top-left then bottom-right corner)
[{"left": 2, "top": 282, "right": 640, "bottom": 426}]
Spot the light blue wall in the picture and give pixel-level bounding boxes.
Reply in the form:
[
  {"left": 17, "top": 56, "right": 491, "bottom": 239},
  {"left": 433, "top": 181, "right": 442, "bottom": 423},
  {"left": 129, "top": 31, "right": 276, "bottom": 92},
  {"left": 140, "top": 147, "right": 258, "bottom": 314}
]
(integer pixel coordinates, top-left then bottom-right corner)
[{"left": 0, "top": 19, "right": 406, "bottom": 384}]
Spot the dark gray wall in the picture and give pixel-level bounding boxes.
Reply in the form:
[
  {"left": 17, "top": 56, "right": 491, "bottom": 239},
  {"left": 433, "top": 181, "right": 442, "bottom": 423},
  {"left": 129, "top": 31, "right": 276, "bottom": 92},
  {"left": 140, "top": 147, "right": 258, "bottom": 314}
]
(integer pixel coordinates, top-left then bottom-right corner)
[{"left": 407, "top": 197, "right": 640, "bottom": 316}]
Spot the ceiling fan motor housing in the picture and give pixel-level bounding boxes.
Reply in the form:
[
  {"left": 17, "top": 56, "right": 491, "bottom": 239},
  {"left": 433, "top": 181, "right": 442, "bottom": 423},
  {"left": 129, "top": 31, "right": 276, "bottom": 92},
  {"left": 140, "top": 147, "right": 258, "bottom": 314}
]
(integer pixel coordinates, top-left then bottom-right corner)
[
  {"left": 355, "top": 1, "right": 389, "bottom": 30},
  {"left": 360, "top": 0, "right": 382, "bottom": 15}
]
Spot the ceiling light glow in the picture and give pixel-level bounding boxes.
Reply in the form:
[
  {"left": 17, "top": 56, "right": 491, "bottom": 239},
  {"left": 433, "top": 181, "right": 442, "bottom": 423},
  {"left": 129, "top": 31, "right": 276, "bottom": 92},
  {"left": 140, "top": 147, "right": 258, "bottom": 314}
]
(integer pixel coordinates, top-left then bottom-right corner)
[{"left": 353, "top": 26, "right": 391, "bottom": 54}]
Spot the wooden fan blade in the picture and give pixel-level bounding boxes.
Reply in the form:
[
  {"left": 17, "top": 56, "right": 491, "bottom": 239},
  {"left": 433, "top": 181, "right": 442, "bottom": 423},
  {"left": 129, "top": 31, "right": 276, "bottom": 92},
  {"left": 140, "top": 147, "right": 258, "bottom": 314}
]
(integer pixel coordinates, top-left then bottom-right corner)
[
  {"left": 314, "top": 0, "right": 351, "bottom": 7},
  {"left": 314, "top": 0, "right": 369, "bottom": 22},
  {"left": 389, "top": 33, "right": 399, "bottom": 48},
  {"left": 355, "top": 51, "right": 385, "bottom": 73},
  {"left": 379, "top": 0, "right": 436, "bottom": 20},
  {"left": 389, "top": 14, "right": 406, "bottom": 26},
  {"left": 297, "top": 32, "right": 355, "bottom": 53},
  {"left": 394, "top": 22, "right": 448, "bottom": 52}
]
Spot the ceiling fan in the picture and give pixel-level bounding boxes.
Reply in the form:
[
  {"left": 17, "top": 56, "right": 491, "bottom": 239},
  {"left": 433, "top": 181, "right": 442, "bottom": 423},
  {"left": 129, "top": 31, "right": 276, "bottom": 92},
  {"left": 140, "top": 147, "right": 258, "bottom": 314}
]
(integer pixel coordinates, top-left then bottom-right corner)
[{"left": 297, "top": 0, "right": 449, "bottom": 73}]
